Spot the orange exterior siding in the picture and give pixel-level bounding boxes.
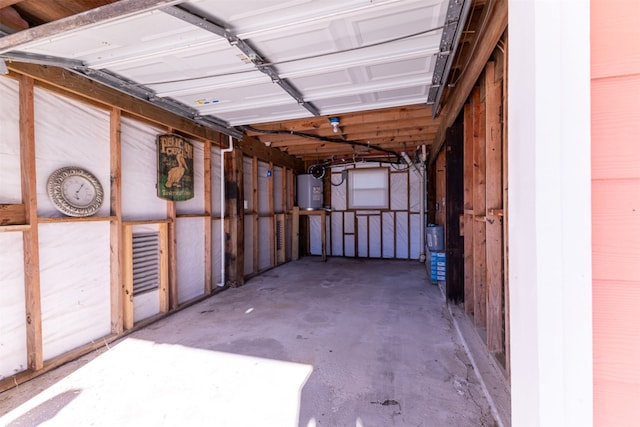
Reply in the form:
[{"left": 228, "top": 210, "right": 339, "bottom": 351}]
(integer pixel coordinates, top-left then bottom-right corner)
[{"left": 592, "top": 1, "right": 640, "bottom": 425}]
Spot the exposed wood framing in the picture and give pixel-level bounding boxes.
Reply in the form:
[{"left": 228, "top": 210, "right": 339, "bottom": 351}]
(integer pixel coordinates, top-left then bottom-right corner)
[
  {"left": 485, "top": 62, "right": 504, "bottom": 352},
  {"left": 122, "top": 225, "right": 134, "bottom": 330},
  {"left": 0, "top": 203, "right": 25, "bottom": 225},
  {"left": 224, "top": 147, "right": 245, "bottom": 286},
  {"left": 166, "top": 127, "right": 178, "bottom": 309},
  {"left": 252, "top": 156, "right": 259, "bottom": 274},
  {"left": 110, "top": 107, "right": 123, "bottom": 334},
  {"left": 159, "top": 222, "right": 170, "bottom": 312},
  {"left": 457, "top": 55, "right": 507, "bottom": 363},
  {"left": 472, "top": 86, "right": 487, "bottom": 329},
  {"left": 292, "top": 206, "right": 300, "bottom": 261},
  {"left": 463, "top": 103, "right": 475, "bottom": 315},
  {"left": 268, "top": 161, "right": 275, "bottom": 266},
  {"left": 501, "top": 34, "right": 510, "bottom": 377},
  {"left": 19, "top": 75, "right": 43, "bottom": 371},
  {"left": 430, "top": 0, "right": 507, "bottom": 166}
]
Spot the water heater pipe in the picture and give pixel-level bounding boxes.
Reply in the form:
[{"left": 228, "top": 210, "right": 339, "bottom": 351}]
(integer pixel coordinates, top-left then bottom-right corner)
[{"left": 218, "top": 135, "right": 234, "bottom": 286}]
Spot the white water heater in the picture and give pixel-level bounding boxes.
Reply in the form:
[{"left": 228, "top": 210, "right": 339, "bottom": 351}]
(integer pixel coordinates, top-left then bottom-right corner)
[{"left": 297, "top": 174, "right": 323, "bottom": 210}]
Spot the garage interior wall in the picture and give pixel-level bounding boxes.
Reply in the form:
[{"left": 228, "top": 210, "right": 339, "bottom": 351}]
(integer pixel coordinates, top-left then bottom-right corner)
[
  {"left": 307, "top": 162, "right": 421, "bottom": 260},
  {"left": 0, "top": 72, "right": 293, "bottom": 388}
]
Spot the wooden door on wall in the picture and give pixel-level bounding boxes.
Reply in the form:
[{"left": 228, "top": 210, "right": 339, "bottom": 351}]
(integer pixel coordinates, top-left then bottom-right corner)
[{"left": 445, "top": 114, "right": 465, "bottom": 303}]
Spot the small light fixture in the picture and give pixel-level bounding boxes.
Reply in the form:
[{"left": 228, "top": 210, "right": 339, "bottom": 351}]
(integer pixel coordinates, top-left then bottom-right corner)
[
  {"left": 264, "top": 140, "right": 272, "bottom": 147},
  {"left": 329, "top": 117, "right": 340, "bottom": 133}
]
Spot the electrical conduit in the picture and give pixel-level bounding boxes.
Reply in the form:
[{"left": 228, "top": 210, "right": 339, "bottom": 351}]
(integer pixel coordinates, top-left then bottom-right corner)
[{"left": 218, "top": 135, "right": 234, "bottom": 286}]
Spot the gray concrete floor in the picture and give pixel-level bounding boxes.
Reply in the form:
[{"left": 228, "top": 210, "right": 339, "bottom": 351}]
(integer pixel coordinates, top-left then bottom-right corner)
[{"left": 0, "top": 257, "right": 498, "bottom": 426}]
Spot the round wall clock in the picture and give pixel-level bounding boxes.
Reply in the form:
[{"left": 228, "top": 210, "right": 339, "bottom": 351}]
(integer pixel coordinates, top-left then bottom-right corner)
[{"left": 47, "top": 166, "right": 104, "bottom": 217}]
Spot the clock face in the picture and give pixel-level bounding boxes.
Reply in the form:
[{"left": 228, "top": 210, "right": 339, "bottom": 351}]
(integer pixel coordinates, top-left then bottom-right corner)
[
  {"left": 62, "top": 175, "right": 97, "bottom": 208},
  {"left": 47, "top": 167, "right": 104, "bottom": 217}
]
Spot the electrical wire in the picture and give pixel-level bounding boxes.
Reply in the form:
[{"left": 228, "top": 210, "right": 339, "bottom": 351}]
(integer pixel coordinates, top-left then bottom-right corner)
[
  {"left": 138, "top": 26, "right": 446, "bottom": 87},
  {"left": 241, "top": 124, "right": 402, "bottom": 161}
]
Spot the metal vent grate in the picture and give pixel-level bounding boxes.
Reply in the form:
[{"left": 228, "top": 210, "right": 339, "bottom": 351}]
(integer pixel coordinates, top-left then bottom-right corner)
[
  {"left": 276, "top": 214, "right": 286, "bottom": 263},
  {"left": 132, "top": 232, "right": 160, "bottom": 296},
  {"left": 276, "top": 217, "right": 283, "bottom": 251}
]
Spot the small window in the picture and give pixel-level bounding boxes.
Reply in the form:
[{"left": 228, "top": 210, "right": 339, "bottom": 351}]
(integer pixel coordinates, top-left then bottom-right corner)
[{"left": 348, "top": 168, "right": 389, "bottom": 209}]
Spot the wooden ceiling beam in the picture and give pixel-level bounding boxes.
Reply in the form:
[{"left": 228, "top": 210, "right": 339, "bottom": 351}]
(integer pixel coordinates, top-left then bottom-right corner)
[
  {"left": 245, "top": 105, "right": 435, "bottom": 135},
  {"left": 267, "top": 127, "right": 438, "bottom": 148},
  {"left": 249, "top": 118, "right": 438, "bottom": 144}
]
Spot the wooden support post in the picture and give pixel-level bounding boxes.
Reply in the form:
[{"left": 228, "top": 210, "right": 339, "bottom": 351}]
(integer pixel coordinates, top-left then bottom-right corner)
[
  {"left": 252, "top": 156, "right": 259, "bottom": 274},
  {"left": 472, "top": 86, "right": 487, "bottom": 330},
  {"left": 110, "top": 107, "right": 123, "bottom": 334},
  {"left": 203, "top": 139, "right": 212, "bottom": 294},
  {"left": 166, "top": 200, "right": 178, "bottom": 309},
  {"left": 122, "top": 225, "right": 134, "bottom": 330},
  {"left": 292, "top": 206, "right": 300, "bottom": 260},
  {"left": 268, "top": 161, "right": 275, "bottom": 267},
  {"left": 502, "top": 34, "right": 511, "bottom": 378},
  {"left": 485, "top": 62, "right": 505, "bottom": 353},
  {"left": 159, "top": 222, "right": 170, "bottom": 312},
  {"left": 463, "top": 103, "right": 475, "bottom": 315},
  {"left": 19, "top": 75, "right": 43, "bottom": 371},
  {"left": 224, "top": 147, "right": 244, "bottom": 286},
  {"left": 287, "top": 169, "right": 294, "bottom": 261}
]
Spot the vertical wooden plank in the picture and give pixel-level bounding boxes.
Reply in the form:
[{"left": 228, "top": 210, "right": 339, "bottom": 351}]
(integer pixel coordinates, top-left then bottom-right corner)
[
  {"left": 472, "top": 86, "right": 488, "bottom": 329},
  {"left": 252, "top": 156, "right": 259, "bottom": 273},
  {"left": 109, "top": 107, "right": 123, "bottom": 334},
  {"left": 281, "top": 167, "right": 287, "bottom": 213},
  {"left": 122, "top": 225, "right": 134, "bottom": 329},
  {"left": 502, "top": 35, "right": 511, "bottom": 379},
  {"left": 158, "top": 222, "right": 169, "bottom": 313},
  {"left": 268, "top": 161, "right": 275, "bottom": 266},
  {"left": 224, "top": 147, "right": 244, "bottom": 286},
  {"left": 19, "top": 75, "right": 43, "bottom": 371},
  {"left": 292, "top": 206, "right": 300, "bottom": 260},
  {"left": 445, "top": 113, "right": 465, "bottom": 303},
  {"left": 203, "top": 139, "right": 212, "bottom": 294},
  {"left": 463, "top": 102, "right": 475, "bottom": 315},
  {"left": 166, "top": 201, "right": 178, "bottom": 309},
  {"left": 485, "top": 62, "right": 504, "bottom": 353}
]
